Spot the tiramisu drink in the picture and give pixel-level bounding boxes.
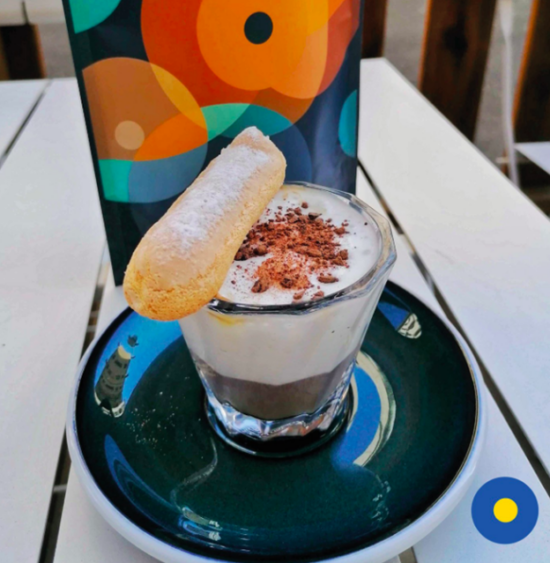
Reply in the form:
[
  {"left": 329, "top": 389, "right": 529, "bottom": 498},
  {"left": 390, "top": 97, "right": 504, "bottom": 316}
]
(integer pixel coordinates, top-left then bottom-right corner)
[
  {"left": 123, "top": 128, "right": 396, "bottom": 449},
  {"left": 179, "top": 183, "right": 396, "bottom": 442}
]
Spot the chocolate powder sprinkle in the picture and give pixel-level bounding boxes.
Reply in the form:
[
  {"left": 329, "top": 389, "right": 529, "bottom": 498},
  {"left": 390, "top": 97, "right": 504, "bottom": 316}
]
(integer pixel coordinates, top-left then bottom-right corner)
[
  {"left": 318, "top": 274, "right": 338, "bottom": 284},
  {"left": 234, "top": 206, "right": 350, "bottom": 294},
  {"left": 281, "top": 277, "right": 295, "bottom": 289},
  {"left": 252, "top": 277, "right": 270, "bottom": 293}
]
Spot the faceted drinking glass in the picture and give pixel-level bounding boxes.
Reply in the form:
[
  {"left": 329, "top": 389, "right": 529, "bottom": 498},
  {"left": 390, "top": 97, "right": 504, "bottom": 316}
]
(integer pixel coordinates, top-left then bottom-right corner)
[{"left": 179, "top": 183, "right": 396, "bottom": 453}]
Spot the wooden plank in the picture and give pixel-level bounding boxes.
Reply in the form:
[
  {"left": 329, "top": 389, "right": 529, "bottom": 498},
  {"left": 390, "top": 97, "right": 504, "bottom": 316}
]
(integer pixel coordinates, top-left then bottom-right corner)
[
  {"left": 0, "top": 79, "right": 46, "bottom": 158},
  {"left": 418, "top": 0, "right": 497, "bottom": 139},
  {"left": 0, "top": 79, "right": 105, "bottom": 563},
  {"left": 0, "top": 37, "right": 9, "bottom": 80},
  {"left": 0, "top": 24, "right": 47, "bottom": 79},
  {"left": 362, "top": 0, "right": 388, "bottom": 58},
  {"left": 521, "top": 185, "right": 550, "bottom": 216},
  {"left": 511, "top": 0, "right": 550, "bottom": 199},
  {"left": 358, "top": 59, "right": 550, "bottom": 474},
  {"left": 514, "top": 0, "right": 550, "bottom": 144}
]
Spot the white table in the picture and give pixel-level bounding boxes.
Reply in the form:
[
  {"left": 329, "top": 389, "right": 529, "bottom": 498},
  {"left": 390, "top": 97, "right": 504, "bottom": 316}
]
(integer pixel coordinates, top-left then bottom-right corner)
[
  {"left": 1, "top": 60, "right": 549, "bottom": 563},
  {"left": 0, "top": 0, "right": 63, "bottom": 25}
]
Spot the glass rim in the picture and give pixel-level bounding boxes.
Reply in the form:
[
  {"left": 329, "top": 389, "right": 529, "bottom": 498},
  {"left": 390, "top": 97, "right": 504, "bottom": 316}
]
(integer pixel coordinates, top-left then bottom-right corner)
[{"left": 207, "top": 181, "right": 397, "bottom": 315}]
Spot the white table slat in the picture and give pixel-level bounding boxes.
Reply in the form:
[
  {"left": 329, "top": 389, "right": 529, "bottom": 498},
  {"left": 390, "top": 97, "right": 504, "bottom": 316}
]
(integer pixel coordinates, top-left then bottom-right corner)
[
  {"left": 0, "top": 79, "right": 105, "bottom": 563},
  {"left": 54, "top": 271, "right": 170, "bottom": 563},
  {"left": 25, "top": 0, "right": 65, "bottom": 24},
  {"left": 0, "top": 0, "right": 26, "bottom": 25},
  {"left": 356, "top": 175, "right": 443, "bottom": 313},
  {"left": 358, "top": 58, "right": 550, "bottom": 474},
  {"left": 415, "top": 390, "right": 550, "bottom": 562},
  {"left": 358, "top": 172, "right": 550, "bottom": 562},
  {"left": 56, "top": 470, "right": 160, "bottom": 563},
  {"left": 516, "top": 142, "right": 550, "bottom": 177},
  {"left": 71, "top": 272, "right": 162, "bottom": 563},
  {"left": 0, "top": 79, "right": 46, "bottom": 160}
]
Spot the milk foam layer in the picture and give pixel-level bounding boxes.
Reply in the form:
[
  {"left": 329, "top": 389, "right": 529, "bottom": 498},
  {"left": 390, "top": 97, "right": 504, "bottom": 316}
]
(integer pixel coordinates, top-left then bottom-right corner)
[
  {"left": 218, "top": 185, "right": 381, "bottom": 305},
  {"left": 180, "top": 283, "right": 385, "bottom": 385},
  {"left": 179, "top": 185, "right": 393, "bottom": 388}
]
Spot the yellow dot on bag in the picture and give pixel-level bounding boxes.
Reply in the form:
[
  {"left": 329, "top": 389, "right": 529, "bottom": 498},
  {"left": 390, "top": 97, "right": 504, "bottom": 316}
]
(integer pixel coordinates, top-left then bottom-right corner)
[
  {"left": 493, "top": 498, "right": 518, "bottom": 523},
  {"left": 115, "top": 121, "right": 145, "bottom": 150}
]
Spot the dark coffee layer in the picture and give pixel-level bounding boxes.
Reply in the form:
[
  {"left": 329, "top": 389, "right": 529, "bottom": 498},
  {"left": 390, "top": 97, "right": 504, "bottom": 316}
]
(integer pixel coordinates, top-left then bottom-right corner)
[{"left": 194, "top": 354, "right": 355, "bottom": 420}]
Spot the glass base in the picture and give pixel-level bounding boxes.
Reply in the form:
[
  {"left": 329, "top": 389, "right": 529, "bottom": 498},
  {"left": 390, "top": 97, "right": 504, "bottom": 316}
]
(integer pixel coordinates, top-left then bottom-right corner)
[
  {"left": 205, "top": 392, "right": 351, "bottom": 458},
  {"left": 203, "top": 362, "right": 355, "bottom": 458}
]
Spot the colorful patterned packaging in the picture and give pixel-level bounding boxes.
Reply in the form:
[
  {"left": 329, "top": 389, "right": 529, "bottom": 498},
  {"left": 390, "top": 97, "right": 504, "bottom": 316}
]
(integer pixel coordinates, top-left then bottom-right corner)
[{"left": 63, "top": 0, "right": 364, "bottom": 283}]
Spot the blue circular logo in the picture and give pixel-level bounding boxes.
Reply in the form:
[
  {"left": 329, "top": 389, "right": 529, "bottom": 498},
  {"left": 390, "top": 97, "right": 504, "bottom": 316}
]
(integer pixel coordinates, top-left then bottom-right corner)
[{"left": 472, "top": 477, "right": 538, "bottom": 544}]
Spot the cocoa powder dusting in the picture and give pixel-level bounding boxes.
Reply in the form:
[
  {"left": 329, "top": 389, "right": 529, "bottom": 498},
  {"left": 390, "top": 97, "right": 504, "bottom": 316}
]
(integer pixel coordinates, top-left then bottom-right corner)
[
  {"left": 318, "top": 274, "right": 338, "bottom": 284},
  {"left": 251, "top": 277, "right": 270, "bottom": 293},
  {"left": 235, "top": 201, "right": 349, "bottom": 294}
]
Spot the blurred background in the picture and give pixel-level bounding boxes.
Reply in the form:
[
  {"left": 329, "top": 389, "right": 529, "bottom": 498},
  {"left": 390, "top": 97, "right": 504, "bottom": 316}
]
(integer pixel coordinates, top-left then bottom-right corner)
[{"left": 2, "top": 0, "right": 549, "bottom": 212}]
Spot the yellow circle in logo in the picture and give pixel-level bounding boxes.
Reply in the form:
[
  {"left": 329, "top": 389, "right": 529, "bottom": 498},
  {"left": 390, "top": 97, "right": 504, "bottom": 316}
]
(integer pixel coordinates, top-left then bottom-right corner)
[{"left": 494, "top": 498, "right": 518, "bottom": 523}]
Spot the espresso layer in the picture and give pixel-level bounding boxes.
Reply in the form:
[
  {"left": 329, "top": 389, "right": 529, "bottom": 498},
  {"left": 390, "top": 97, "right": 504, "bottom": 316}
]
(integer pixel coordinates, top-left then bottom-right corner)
[{"left": 194, "top": 354, "right": 355, "bottom": 420}]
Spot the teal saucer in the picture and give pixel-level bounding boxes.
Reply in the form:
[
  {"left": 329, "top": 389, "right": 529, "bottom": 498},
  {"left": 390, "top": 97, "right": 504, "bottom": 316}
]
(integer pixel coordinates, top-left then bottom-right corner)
[{"left": 67, "top": 282, "right": 485, "bottom": 563}]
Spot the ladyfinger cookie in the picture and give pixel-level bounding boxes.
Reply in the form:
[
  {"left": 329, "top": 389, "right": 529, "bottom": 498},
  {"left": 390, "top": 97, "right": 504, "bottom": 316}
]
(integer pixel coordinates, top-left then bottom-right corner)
[{"left": 123, "top": 127, "right": 286, "bottom": 321}]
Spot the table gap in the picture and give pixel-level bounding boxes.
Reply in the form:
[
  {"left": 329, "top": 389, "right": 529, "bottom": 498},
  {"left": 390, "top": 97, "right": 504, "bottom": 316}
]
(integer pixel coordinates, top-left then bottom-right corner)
[
  {"left": 359, "top": 162, "right": 550, "bottom": 497},
  {"left": 400, "top": 548, "right": 419, "bottom": 563},
  {"left": 359, "top": 162, "right": 404, "bottom": 235},
  {"left": 38, "top": 438, "right": 69, "bottom": 563},
  {"left": 38, "top": 249, "right": 109, "bottom": 563},
  {"left": 0, "top": 80, "right": 50, "bottom": 170}
]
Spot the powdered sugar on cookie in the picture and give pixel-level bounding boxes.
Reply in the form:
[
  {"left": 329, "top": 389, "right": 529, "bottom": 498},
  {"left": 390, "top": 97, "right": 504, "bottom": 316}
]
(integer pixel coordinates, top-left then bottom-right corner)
[
  {"left": 124, "top": 127, "right": 286, "bottom": 320},
  {"left": 145, "top": 138, "right": 270, "bottom": 256}
]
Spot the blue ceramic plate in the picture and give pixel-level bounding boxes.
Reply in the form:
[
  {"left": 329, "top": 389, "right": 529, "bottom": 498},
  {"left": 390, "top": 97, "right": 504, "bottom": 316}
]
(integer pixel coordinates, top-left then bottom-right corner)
[{"left": 67, "top": 282, "right": 485, "bottom": 563}]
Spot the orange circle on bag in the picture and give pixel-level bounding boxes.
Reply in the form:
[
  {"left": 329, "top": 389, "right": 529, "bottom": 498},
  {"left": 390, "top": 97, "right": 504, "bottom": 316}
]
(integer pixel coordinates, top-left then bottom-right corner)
[{"left": 197, "top": 0, "right": 310, "bottom": 92}]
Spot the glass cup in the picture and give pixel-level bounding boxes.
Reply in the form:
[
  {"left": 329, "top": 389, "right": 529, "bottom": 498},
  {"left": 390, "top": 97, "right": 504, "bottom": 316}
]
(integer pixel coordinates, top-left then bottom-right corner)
[{"left": 179, "top": 183, "right": 396, "bottom": 453}]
